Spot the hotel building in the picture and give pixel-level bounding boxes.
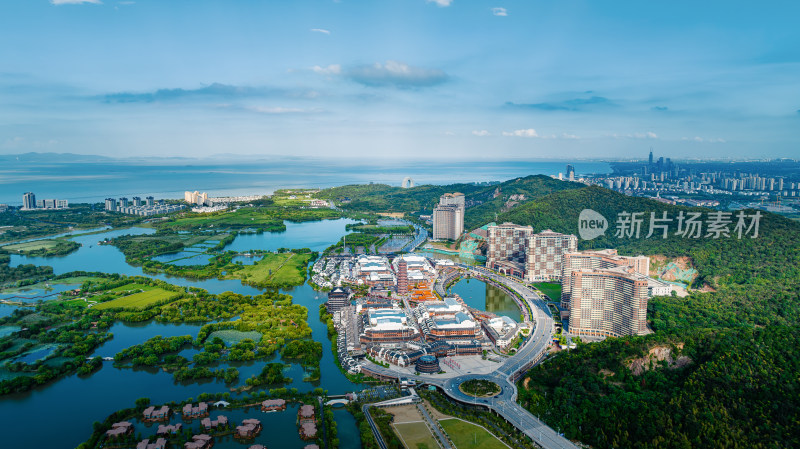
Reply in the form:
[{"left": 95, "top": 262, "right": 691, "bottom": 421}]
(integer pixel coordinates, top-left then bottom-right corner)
[{"left": 568, "top": 266, "right": 649, "bottom": 338}]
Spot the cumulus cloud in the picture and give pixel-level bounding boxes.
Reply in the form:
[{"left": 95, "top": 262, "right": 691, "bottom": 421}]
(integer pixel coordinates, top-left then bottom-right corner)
[
  {"left": 492, "top": 7, "right": 507, "bottom": 16},
  {"left": 472, "top": 130, "right": 490, "bottom": 137},
  {"left": 312, "top": 64, "right": 341, "bottom": 75},
  {"left": 51, "top": 0, "right": 102, "bottom": 4},
  {"left": 427, "top": 0, "right": 453, "bottom": 6},
  {"left": 345, "top": 61, "right": 448, "bottom": 88},
  {"left": 505, "top": 96, "right": 614, "bottom": 111},
  {"left": 502, "top": 128, "right": 538, "bottom": 137},
  {"left": 310, "top": 28, "right": 331, "bottom": 35}
]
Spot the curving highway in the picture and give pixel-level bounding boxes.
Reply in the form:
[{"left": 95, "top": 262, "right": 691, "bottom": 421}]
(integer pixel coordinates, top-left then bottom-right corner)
[{"left": 364, "top": 265, "right": 578, "bottom": 449}]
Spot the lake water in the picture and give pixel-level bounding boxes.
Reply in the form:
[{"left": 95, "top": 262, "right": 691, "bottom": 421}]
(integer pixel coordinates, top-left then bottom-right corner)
[
  {"left": 0, "top": 216, "right": 510, "bottom": 449},
  {"left": 449, "top": 278, "right": 522, "bottom": 321},
  {"left": 2, "top": 219, "right": 362, "bottom": 448}
]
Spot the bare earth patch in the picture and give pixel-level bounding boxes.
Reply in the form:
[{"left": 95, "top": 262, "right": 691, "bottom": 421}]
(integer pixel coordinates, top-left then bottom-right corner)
[{"left": 628, "top": 344, "right": 692, "bottom": 376}]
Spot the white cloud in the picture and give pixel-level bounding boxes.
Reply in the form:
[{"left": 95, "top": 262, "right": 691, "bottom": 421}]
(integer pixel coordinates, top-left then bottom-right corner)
[
  {"left": 51, "top": 0, "right": 102, "bottom": 5},
  {"left": 561, "top": 133, "right": 580, "bottom": 139},
  {"left": 608, "top": 131, "right": 658, "bottom": 139},
  {"left": 427, "top": 0, "right": 453, "bottom": 6},
  {"left": 492, "top": 7, "right": 507, "bottom": 16},
  {"left": 682, "top": 136, "right": 726, "bottom": 143},
  {"left": 310, "top": 28, "right": 331, "bottom": 35},
  {"left": 502, "top": 128, "right": 538, "bottom": 137},
  {"left": 346, "top": 61, "right": 448, "bottom": 88},
  {"left": 443, "top": 131, "right": 455, "bottom": 136},
  {"left": 472, "top": 130, "right": 490, "bottom": 136},
  {"left": 312, "top": 64, "right": 342, "bottom": 75}
]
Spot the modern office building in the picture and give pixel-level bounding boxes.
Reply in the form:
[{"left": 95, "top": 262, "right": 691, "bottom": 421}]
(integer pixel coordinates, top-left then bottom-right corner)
[
  {"left": 525, "top": 230, "right": 577, "bottom": 282},
  {"left": 22, "top": 192, "right": 36, "bottom": 210},
  {"left": 560, "top": 249, "right": 650, "bottom": 308},
  {"left": 566, "top": 164, "right": 576, "bottom": 181},
  {"left": 567, "top": 266, "right": 649, "bottom": 338},
  {"left": 432, "top": 193, "right": 465, "bottom": 241}
]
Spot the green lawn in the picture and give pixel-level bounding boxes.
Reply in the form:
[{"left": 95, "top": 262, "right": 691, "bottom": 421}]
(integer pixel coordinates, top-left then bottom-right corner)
[
  {"left": 1, "top": 240, "right": 61, "bottom": 252},
  {"left": 534, "top": 282, "right": 562, "bottom": 302},
  {"left": 93, "top": 288, "right": 178, "bottom": 310},
  {"left": 108, "top": 283, "right": 157, "bottom": 293},
  {"left": 227, "top": 252, "right": 312, "bottom": 287},
  {"left": 439, "top": 418, "right": 509, "bottom": 449},
  {"left": 393, "top": 422, "right": 439, "bottom": 449}
]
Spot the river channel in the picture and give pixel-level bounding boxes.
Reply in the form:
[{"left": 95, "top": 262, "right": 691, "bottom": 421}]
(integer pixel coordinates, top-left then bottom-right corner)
[{"left": 1, "top": 218, "right": 513, "bottom": 448}]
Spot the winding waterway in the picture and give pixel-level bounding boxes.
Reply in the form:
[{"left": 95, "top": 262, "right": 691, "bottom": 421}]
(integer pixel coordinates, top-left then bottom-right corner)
[
  {"left": 2, "top": 219, "right": 359, "bottom": 449},
  {"left": 1, "top": 218, "right": 517, "bottom": 448}
]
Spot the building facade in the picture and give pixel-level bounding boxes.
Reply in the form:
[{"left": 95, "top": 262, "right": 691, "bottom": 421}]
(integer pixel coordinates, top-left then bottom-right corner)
[
  {"left": 432, "top": 193, "right": 465, "bottom": 241},
  {"left": 486, "top": 222, "right": 532, "bottom": 278},
  {"left": 568, "top": 266, "right": 649, "bottom": 338},
  {"left": 525, "top": 230, "right": 577, "bottom": 282},
  {"left": 560, "top": 249, "right": 650, "bottom": 308}
]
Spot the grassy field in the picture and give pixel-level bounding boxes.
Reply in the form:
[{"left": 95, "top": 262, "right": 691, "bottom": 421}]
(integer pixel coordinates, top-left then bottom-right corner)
[
  {"left": 393, "top": 422, "right": 439, "bottom": 449},
  {"left": 208, "top": 330, "right": 262, "bottom": 345},
  {"left": 159, "top": 208, "right": 284, "bottom": 231},
  {"left": 439, "top": 418, "right": 509, "bottom": 449},
  {"left": 534, "top": 282, "right": 562, "bottom": 302},
  {"left": 93, "top": 288, "right": 178, "bottom": 310},
  {"left": 108, "top": 283, "right": 157, "bottom": 293},
  {"left": 2, "top": 240, "right": 60, "bottom": 252},
  {"left": 227, "top": 252, "right": 312, "bottom": 287}
]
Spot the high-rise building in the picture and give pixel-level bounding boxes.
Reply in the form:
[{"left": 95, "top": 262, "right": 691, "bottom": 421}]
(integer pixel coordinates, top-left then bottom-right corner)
[
  {"left": 439, "top": 192, "right": 465, "bottom": 209},
  {"left": 119, "top": 197, "right": 129, "bottom": 208},
  {"left": 566, "top": 164, "right": 575, "bottom": 181},
  {"left": 486, "top": 223, "right": 533, "bottom": 279},
  {"left": 648, "top": 150, "right": 653, "bottom": 166},
  {"left": 105, "top": 198, "right": 117, "bottom": 211},
  {"left": 146, "top": 196, "right": 155, "bottom": 207},
  {"left": 131, "top": 196, "right": 142, "bottom": 207},
  {"left": 22, "top": 192, "right": 36, "bottom": 210},
  {"left": 560, "top": 249, "right": 649, "bottom": 308},
  {"left": 432, "top": 193, "right": 465, "bottom": 241},
  {"left": 568, "top": 266, "right": 649, "bottom": 338},
  {"left": 396, "top": 259, "right": 408, "bottom": 295},
  {"left": 525, "top": 230, "right": 577, "bottom": 282}
]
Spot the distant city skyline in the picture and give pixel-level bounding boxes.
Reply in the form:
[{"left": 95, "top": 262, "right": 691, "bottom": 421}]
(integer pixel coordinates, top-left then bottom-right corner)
[{"left": 1, "top": 0, "right": 799, "bottom": 159}]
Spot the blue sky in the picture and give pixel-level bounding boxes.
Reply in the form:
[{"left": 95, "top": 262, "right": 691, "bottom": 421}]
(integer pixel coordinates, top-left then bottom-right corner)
[{"left": 1, "top": 0, "right": 798, "bottom": 160}]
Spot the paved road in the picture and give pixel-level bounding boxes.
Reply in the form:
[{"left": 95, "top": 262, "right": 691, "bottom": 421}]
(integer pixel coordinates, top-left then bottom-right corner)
[
  {"left": 365, "top": 266, "right": 577, "bottom": 449},
  {"left": 362, "top": 404, "right": 389, "bottom": 449},
  {"left": 417, "top": 402, "right": 452, "bottom": 449}
]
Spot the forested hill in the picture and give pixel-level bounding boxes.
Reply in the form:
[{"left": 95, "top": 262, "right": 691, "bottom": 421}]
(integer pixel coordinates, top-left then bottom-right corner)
[
  {"left": 510, "top": 186, "right": 800, "bottom": 448},
  {"left": 498, "top": 185, "right": 800, "bottom": 288},
  {"left": 314, "top": 175, "right": 583, "bottom": 228}
]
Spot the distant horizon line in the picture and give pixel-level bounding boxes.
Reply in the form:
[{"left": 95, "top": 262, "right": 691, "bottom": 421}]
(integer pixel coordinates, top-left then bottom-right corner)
[{"left": 2, "top": 151, "right": 796, "bottom": 165}]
